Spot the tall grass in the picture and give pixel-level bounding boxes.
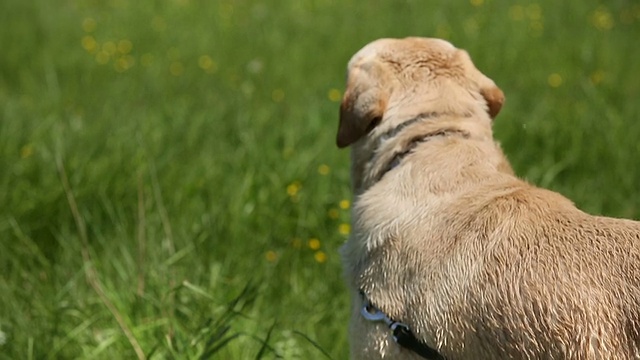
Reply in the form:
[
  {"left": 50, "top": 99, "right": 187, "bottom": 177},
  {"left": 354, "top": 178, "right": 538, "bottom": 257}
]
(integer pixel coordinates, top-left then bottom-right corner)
[{"left": 1, "top": 0, "right": 639, "bottom": 358}]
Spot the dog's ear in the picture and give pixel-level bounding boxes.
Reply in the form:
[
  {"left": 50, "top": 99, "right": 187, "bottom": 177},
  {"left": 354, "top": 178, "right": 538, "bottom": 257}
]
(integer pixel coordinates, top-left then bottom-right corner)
[
  {"left": 457, "top": 50, "right": 505, "bottom": 119},
  {"left": 336, "top": 60, "right": 390, "bottom": 148},
  {"left": 480, "top": 81, "right": 504, "bottom": 119},
  {"left": 479, "top": 77, "right": 504, "bottom": 119}
]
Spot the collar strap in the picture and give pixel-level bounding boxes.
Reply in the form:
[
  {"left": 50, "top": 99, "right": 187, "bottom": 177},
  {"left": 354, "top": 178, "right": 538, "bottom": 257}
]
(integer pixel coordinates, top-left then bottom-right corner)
[
  {"left": 360, "top": 293, "right": 446, "bottom": 360},
  {"left": 377, "top": 128, "right": 470, "bottom": 182},
  {"left": 377, "top": 112, "right": 442, "bottom": 142}
]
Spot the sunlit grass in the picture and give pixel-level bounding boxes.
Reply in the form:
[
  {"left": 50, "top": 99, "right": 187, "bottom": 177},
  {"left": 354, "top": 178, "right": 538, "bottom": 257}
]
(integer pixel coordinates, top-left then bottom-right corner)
[{"left": 1, "top": 0, "right": 639, "bottom": 358}]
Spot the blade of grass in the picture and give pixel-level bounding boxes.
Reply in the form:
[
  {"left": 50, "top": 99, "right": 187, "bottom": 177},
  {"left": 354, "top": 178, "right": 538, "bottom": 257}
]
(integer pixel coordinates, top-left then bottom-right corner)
[
  {"left": 136, "top": 171, "right": 147, "bottom": 297},
  {"left": 253, "top": 321, "right": 278, "bottom": 360},
  {"left": 56, "top": 156, "right": 146, "bottom": 360},
  {"left": 200, "top": 330, "right": 240, "bottom": 359},
  {"left": 293, "top": 330, "right": 334, "bottom": 360},
  {"left": 149, "top": 159, "right": 177, "bottom": 343}
]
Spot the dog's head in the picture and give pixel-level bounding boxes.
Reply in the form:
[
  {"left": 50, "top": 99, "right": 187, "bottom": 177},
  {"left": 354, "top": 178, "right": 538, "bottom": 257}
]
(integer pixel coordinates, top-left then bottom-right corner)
[{"left": 336, "top": 37, "right": 504, "bottom": 149}]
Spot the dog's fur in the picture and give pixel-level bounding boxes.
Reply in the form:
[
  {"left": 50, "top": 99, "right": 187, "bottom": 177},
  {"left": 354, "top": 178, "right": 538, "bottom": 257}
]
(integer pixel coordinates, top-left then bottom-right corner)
[{"left": 337, "top": 37, "right": 640, "bottom": 359}]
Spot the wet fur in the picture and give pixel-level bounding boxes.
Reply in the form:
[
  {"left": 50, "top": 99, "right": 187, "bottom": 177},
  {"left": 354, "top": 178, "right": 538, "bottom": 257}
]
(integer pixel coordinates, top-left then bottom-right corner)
[{"left": 337, "top": 37, "right": 640, "bottom": 359}]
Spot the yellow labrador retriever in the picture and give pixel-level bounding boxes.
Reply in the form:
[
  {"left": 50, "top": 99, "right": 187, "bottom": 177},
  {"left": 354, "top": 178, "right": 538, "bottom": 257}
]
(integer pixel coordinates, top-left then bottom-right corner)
[{"left": 337, "top": 37, "right": 640, "bottom": 359}]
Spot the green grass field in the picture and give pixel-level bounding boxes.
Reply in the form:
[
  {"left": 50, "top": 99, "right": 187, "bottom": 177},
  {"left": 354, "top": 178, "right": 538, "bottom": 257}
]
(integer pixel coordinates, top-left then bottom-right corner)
[{"left": 1, "top": 0, "right": 639, "bottom": 358}]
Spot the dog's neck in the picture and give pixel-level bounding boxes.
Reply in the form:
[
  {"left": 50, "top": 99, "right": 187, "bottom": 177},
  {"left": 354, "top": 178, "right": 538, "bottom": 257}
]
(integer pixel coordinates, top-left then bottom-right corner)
[
  {"left": 377, "top": 126, "right": 470, "bottom": 182},
  {"left": 350, "top": 112, "right": 507, "bottom": 194}
]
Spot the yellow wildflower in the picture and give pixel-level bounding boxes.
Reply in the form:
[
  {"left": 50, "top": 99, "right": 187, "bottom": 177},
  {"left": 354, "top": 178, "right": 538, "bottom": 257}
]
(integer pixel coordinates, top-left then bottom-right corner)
[
  {"left": 102, "top": 41, "right": 117, "bottom": 56},
  {"left": 265, "top": 250, "right": 278, "bottom": 262},
  {"left": 338, "top": 223, "right": 351, "bottom": 236},
  {"left": 435, "top": 24, "right": 451, "bottom": 39},
  {"left": 509, "top": 5, "right": 524, "bottom": 21},
  {"left": 547, "top": 73, "right": 563, "bottom": 88},
  {"left": 117, "top": 39, "right": 133, "bottom": 55},
  {"left": 328, "top": 88, "right": 342, "bottom": 102},
  {"left": 282, "top": 147, "right": 294, "bottom": 159},
  {"left": 81, "top": 35, "right": 98, "bottom": 54},
  {"left": 198, "top": 55, "right": 218, "bottom": 74},
  {"left": 327, "top": 208, "right": 339, "bottom": 219},
  {"left": 114, "top": 55, "right": 135, "bottom": 73},
  {"left": 526, "top": 4, "right": 542, "bottom": 21},
  {"left": 20, "top": 144, "right": 34, "bottom": 159},
  {"left": 82, "top": 17, "right": 97, "bottom": 33},
  {"left": 590, "top": 70, "right": 605, "bottom": 85},
  {"left": 287, "top": 181, "right": 301, "bottom": 197},
  {"left": 591, "top": 7, "right": 614, "bottom": 31},
  {"left": 318, "top": 164, "right": 330, "bottom": 175},
  {"left": 339, "top": 199, "right": 350, "bottom": 210},
  {"left": 95, "top": 51, "right": 110, "bottom": 65},
  {"left": 314, "top": 251, "right": 327, "bottom": 263},
  {"left": 529, "top": 21, "right": 544, "bottom": 37},
  {"left": 170, "top": 61, "right": 184, "bottom": 76},
  {"left": 308, "top": 238, "right": 321, "bottom": 250}
]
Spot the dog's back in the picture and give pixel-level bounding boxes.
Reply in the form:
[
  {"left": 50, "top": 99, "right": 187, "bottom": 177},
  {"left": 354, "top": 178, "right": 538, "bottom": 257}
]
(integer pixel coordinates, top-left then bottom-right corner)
[
  {"left": 349, "top": 165, "right": 640, "bottom": 358},
  {"left": 448, "top": 185, "right": 640, "bottom": 358}
]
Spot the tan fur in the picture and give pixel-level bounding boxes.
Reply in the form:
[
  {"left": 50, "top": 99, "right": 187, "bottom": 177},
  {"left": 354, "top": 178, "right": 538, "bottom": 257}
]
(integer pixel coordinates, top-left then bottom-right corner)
[{"left": 337, "top": 37, "right": 640, "bottom": 359}]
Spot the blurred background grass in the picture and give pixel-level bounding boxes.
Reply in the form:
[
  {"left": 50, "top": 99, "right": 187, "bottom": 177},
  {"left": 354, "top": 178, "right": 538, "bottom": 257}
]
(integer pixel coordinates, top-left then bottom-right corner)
[{"left": 1, "top": 0, "right": 639, "bottom": 358}]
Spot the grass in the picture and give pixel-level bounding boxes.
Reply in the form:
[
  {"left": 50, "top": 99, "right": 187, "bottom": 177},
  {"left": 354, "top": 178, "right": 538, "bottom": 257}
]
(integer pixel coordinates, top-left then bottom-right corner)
[{"left": 1, "top": 0, "right": 639, "bottom": 358}]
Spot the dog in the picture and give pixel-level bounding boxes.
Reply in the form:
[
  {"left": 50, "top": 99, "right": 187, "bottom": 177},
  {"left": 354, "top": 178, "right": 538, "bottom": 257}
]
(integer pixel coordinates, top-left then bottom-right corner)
[{"left": 337, "top": 37, "right": 640, "bottom": 359}]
